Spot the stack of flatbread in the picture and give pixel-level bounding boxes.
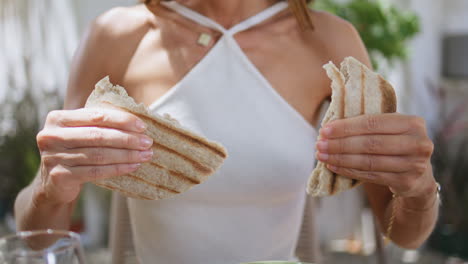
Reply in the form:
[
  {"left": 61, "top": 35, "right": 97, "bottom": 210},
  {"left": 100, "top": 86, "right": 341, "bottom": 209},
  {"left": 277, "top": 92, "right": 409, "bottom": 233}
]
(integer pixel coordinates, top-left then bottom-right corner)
[
  {"left": 85, "top": 77, "right": 228, "bottom": 200},
  {"left": 307, "top": 57, "right": 397, "bottom": 197}
]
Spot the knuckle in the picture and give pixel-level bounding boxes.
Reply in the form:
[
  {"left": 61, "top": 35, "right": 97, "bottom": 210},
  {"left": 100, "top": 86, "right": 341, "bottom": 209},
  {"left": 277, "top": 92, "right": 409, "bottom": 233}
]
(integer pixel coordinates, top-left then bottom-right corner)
[
  {"left": 36, "top": 130, "right": 59, "bottom": 150},
  {"left": 365, "top": 115, "right": 380, "bottom": 131},
  {"left": 91, "top": 148, "right": 105, "bottom": 164},
  {"left": 49, "top": 166, "right": 70, "bottom": 186},
  {"left": 126, "top": 134, "right": 135, "bottom": 147},
  {"left": 410, "top": 116, "right": 426, "bottom": 131},
  {"left": 403, "top": 158, "right": 415, "bottom": 171},
  {"left": 342, "top": 123, "right": 351, "bottom": 136},
  {"left": 331, "top": 154, "right": 342, "bottom": 167},
  {"left": 89, "top": 129, "right": 105, "bottom": 144},
  {"left": 125, "top": 114, "right": 138, "bottom": 126},
  {"left": 46, "top": 110, "right": 63, "bottom": 124},
  {"left": 338, "top": 139, "right": 346, "bottom": 153},
  {"left": 41, "top": 155, "right": 58, "bottom": 169},
  {"left": 366, "top": 155, "right": 375, "bottom": 171},
  {"left": 399, "top": 138, "right": 410, "bottom": 152},
  {"left": 364, "top": 171, "right": 378, "bottom": 179},
  {"left": 417, "top": 139, "right": 434, "bottom": 157},
  {"left": 36, "top": 130, "right": 48, "bottom": 150},
  {"left": 346, "top": 168, "right": 376, "bottom": 180},
  {"left": 115, "top": 164, "right": 125, "bottom": 176},
  {"left": 413, "top": 160, "right": 429, "bottom": 175},
  {"left": 425, "top": 140, "right": 434, "bottom": 156},
  {"left": 126, "top": 134, "right": 140, "bottom": 148},
  {"left": 89, "top": 110, "right": 106, "bottom": 123},
  {"left": 89, "top": 167, "right": 102, "bottom": 181},
  {"left": 364, "top": 137, "right": 381, "bottom": 153}
]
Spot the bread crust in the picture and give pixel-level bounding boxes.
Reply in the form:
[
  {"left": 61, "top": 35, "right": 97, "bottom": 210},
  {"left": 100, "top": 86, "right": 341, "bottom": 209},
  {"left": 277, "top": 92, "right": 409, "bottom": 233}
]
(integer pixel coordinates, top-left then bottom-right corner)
[
  {"left": 307, "top": 57, "right": 397, "bottom": 197},
  {"left": 85, "top": 77, "right": 228, "bottom": 200},
  {"left": 378, "top": 76, "right": 397, "bottom": 114}
]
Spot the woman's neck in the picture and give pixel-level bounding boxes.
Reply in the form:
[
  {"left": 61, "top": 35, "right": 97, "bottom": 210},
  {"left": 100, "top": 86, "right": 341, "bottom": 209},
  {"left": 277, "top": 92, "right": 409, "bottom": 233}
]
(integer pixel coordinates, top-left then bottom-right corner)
[{"left": 175, "top": 0, "right": 279, "bottom": 28}]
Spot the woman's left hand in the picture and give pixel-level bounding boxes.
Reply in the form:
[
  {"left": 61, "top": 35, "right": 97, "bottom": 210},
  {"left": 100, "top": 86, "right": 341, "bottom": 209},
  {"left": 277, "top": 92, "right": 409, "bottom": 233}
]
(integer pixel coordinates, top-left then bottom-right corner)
[{"left": 315, "top": 113, "right": 436, "bottom": 198}]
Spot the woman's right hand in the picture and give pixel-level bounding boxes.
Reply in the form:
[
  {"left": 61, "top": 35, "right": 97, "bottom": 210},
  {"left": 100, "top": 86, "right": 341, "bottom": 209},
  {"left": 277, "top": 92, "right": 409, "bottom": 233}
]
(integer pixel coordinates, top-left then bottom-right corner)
[{"left": 35, "top": 108, "right": 154, "bottom": 205}]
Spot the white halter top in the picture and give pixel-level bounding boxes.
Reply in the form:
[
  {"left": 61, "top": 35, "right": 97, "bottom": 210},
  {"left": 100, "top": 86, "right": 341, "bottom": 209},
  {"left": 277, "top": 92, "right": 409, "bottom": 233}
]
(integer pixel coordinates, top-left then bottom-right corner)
[{"left": 127, "top": 2, "right": 318, "bottom": 263}]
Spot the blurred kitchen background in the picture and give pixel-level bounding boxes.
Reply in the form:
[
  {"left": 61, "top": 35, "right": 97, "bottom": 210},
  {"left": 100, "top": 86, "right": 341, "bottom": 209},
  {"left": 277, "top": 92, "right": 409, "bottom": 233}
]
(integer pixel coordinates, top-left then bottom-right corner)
[{"left": 0, "top": 0, "right": 467, "bottom": 263}]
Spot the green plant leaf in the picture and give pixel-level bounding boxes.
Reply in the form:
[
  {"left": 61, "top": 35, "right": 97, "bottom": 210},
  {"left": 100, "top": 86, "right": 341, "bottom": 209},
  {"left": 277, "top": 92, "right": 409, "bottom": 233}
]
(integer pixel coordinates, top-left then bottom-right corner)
[{"left": 313, "top": 0, "right": 421, "bottom": 70}]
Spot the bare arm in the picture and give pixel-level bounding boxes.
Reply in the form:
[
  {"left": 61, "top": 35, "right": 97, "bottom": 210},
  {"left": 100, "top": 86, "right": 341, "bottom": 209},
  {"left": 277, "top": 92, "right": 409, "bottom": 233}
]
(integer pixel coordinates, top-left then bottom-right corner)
[
  {"left": 14, "top": 175, "right": 76, "bottom": 231},
  {"left": 319, "top": 115, "right": 438, "bottom": 249},
  {"left": 315, "top": 15, "right": 438, "bottom": 249},
  {"left": 14, "top": 10, "right": 151, "bottom": 231},
  {"left": 365, "top": 170, "right": 438, "bottom": 249}
]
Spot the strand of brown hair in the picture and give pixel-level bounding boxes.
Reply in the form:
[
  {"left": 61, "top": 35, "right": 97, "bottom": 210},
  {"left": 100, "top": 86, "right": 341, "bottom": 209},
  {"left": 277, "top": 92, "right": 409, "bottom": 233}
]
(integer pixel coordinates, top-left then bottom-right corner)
[{"left": 289, "top": 0, "right": 314, "bottom": 30}]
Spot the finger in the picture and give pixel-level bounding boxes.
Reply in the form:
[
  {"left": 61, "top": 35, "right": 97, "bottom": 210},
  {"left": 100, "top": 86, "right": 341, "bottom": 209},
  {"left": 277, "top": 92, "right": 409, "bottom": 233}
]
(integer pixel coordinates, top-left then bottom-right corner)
[
  {"left": 327, "top": 165, "right": 399, "bottom": 187},
  {"left": 50, "top": 127, "right": 153, "bottom": 150},
  {"left": 317, "top": 135, "right": 420, "bottom": 155},
  {"left": 49, "top": 163, "right": 141, "bottom": 186},
  {"left": 316, "top": 153, "right": 411, "bottom": 173},
  {"left": 58, "top": 148, "right": 154, "bottom": 166},
  {"left": 47, "top": 108, "right": 146, "bottom": 133},
  {"left": 320, "top": 113, "right": 425, "bottom": 139},
  {"left": 69, "top": 163, "right": 141, "bottom": 183}
]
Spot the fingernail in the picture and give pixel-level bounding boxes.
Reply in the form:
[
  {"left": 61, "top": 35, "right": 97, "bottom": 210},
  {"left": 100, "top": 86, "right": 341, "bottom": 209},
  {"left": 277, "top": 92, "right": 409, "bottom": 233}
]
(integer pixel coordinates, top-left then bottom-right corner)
[
  {"left": 317, "top": 152, "right": 329, "bottom": 161},
  {"left": 140, "top": 150, "right": 154, "bottom": 161},
  {"left": 321, "top": 126, "right": 332, "bottom": 137},
  {"left": 140, "top": 137, "right": 153, "bottom": 148},
  {"left": 136, "top": 120, "right": 146, "bottom": 131},
  {"left": 327, "top": 164, "right": 338, "bottom": 171},
  {"left": 316, "top": 140, "right": 328, "bottom": 152},
  {"left": 129, "top": 163, "right": 141, "bottom": 171}
]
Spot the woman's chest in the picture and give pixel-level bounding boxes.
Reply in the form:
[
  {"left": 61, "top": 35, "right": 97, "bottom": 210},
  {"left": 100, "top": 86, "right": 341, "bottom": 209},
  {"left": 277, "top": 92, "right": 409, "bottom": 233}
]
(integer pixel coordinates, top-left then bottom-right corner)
[{"left": 111, "top": 26, "right": 332, "bottom": 126}]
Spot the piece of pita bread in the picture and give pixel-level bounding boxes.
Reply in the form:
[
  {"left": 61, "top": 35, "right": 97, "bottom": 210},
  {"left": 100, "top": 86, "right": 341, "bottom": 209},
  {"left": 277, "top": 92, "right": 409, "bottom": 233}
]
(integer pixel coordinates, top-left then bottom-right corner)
[
  {"left": 85, "top": 77, "right": 228, "bottom": 200},
  {"left": 307, "top": 57, "right": 397, "bottom": 197}
]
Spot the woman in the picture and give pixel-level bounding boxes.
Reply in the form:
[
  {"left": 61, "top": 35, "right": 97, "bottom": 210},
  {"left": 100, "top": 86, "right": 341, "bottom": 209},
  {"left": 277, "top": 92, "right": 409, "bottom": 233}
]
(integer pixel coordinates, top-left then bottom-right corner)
[{"left": 15, "top": 0, "right": 438, "bottom": 262}]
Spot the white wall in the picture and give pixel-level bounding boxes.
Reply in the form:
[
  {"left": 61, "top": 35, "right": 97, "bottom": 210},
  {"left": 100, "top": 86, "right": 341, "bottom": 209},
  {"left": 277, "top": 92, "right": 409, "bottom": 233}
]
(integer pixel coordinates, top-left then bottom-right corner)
[
  {"left": 444, "top": 0, "right": 468, "bottom": 34},
  {"left": 406, "top": 0, "right": 444, "bottom": 124}
]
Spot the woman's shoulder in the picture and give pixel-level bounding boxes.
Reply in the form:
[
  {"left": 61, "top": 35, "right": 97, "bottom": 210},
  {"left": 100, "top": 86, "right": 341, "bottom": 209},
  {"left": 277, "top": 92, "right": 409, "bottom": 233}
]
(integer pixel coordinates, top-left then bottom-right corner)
[
  {"left": 65, "top": 4, "right": 156, "bottom": 109},
  {"left": 310, "top": 9, "right": 355, "bottom": 31},
  {"left": 89, "top": 4, "right": 157, "bottom": 42},
  {"left": 311, "top": 10, "right": 359, "bottom": 43},
  {"left": 308, "top": 9, "right": 371, "bottom": 67}
]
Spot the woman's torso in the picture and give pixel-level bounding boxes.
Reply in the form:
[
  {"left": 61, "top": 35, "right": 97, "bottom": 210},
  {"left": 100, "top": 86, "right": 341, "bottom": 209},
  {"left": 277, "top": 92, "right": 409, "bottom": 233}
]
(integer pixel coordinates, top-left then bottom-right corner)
[{"left": 70, "top": 1, "right": 365, "bottom": 262}]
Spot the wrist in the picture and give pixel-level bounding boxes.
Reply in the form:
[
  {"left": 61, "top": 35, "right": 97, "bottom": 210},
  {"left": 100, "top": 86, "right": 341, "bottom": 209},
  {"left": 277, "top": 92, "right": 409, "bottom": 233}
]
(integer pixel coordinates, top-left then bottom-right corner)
[
  {"left": 16, "top": 179, "right": 75, "bottom": 232},
  {"left": 399, "top": 180, "right": 440, "bottom": 212},
  {"left": 31, "top": 179, "right": 76, "bottom": 210}
]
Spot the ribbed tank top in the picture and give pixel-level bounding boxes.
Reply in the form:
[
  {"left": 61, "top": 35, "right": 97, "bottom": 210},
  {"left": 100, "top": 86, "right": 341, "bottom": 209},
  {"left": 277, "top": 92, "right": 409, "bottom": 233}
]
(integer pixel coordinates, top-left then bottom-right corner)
[{"left": 127, "top": 2, "right": 318, "bottom": 263}]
